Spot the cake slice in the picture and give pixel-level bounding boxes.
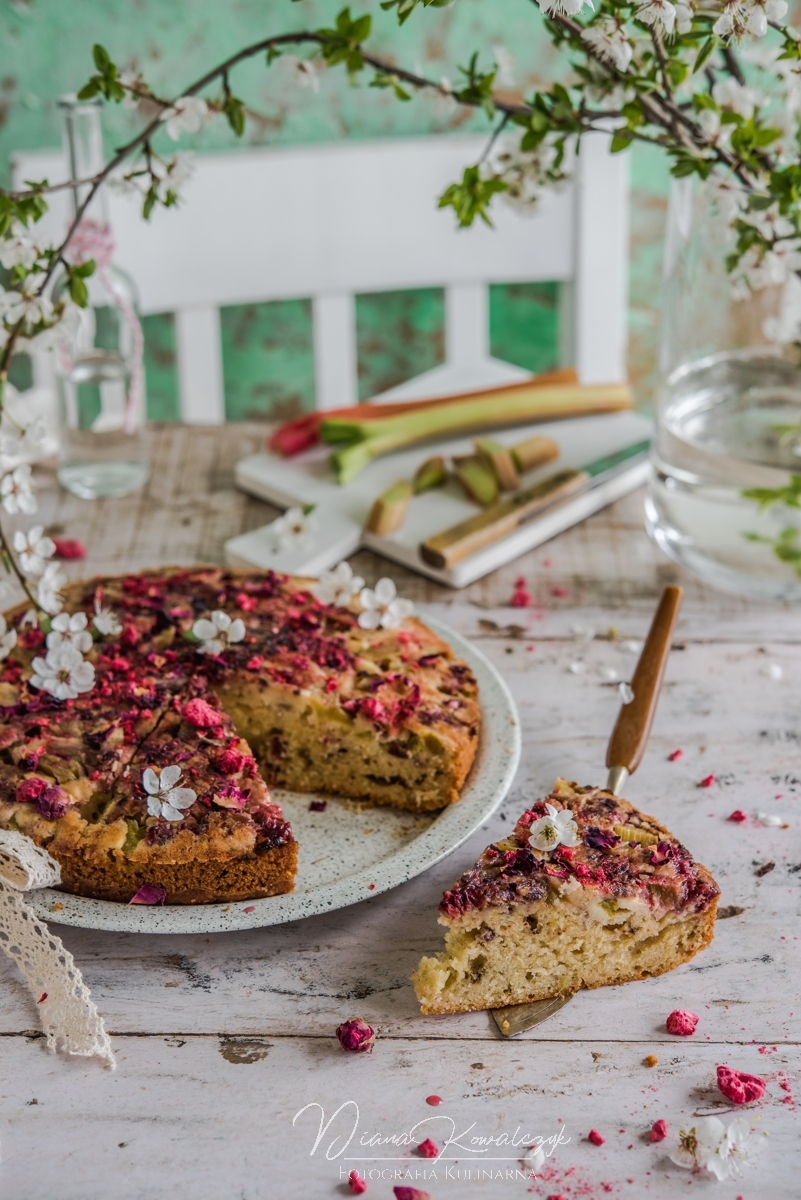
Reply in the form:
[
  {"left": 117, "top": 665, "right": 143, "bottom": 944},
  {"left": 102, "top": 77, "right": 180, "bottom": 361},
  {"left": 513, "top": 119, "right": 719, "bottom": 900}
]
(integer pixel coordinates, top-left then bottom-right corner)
[{"left": 412, "top": 779, "right": 719, "bottom": 1014}]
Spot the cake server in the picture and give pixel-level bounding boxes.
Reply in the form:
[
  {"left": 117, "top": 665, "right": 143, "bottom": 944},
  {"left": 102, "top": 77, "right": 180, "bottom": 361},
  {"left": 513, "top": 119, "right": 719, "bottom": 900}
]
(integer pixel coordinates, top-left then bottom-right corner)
[{"left": 491, "top": 583, "right": 684, "bottom": 1038}]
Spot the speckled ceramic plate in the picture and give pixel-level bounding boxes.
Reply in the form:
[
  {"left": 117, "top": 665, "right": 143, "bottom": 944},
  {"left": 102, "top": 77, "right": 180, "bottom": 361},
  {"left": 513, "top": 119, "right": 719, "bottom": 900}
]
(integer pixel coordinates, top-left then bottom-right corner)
[{"left": 26, "top": 616, "right": 520, "bottom": 934}]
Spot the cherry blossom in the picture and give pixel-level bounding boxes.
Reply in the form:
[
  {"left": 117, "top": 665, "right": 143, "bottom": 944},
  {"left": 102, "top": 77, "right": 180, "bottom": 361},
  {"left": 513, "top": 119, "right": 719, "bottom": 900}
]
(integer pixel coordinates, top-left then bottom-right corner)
[
  {"left": 671, "top": 1115, "right": 765, "bottom": 1181},
  {"left": 46, "top": 612, "right": 93, "bottom": 654},
  {"left": 528, "top": 803, "right": 580, "bottom": 851},
  {"left": 268, "top": 506, "right": 318, "bottom": 552},
  {"left": 636, "top": 0, "right": 677, "bottom": 35},
  {"left": 30, "top": 643, "right": 96, "bottom": 700},
  {"left": 357, "top": 578, "right": 414, "bottom": 630},
  {"left": 142, "top": 765, "right": 197, "bottom": 822},
  {"left": 192, "top": 609, "right": 246, "bottom": 655},
  {"left": 36, "top": 561, "right": 66, "bottom": 616},
  {"left": 537, "top": 0, "right": 594, "bottom": 15},
  {"left": 712, "top": 77, "right": 763, "bottom": 119},
  {"left": 582, "top": 19, "right": 633, "bottom": 73},
  {"left": 13, "top": 524, "right": 55, "bottom": 578},
  {"left": 93, "top": 597, "right": 122, "bottom": 637},
  {"left": 1, "top": 285, "right": 53, "bottom": 329},
  {"left": 162, "top": 95, "right": 209, "bottom": 141},
  {"left": 313, "top": 561, "right": 365, "bottom": 607},
  {"left": 1, "top": 465, "right": 37, "bottom": 515},
  {"left": 0, "top": 227, "right": 38, "bottom": 271},
  {"left": 0, "top": 614, "right": 17, "bottom": 661},
  {"left": 675, "top": 2, "right": 694, "bottom": 32}
]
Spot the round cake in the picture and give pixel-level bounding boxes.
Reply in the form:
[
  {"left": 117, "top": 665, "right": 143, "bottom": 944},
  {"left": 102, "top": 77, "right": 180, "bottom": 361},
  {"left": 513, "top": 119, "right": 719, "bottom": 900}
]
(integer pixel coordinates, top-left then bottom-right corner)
[{"left": 0, "top": 567, "right": 480, "bottom": 904}]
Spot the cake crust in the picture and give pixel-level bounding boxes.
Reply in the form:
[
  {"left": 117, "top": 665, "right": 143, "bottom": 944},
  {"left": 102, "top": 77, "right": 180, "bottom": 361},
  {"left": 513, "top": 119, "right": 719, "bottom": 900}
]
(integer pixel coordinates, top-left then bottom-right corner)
[{"left": 412, "top": 779, "right": 720, "bottom": 1014}]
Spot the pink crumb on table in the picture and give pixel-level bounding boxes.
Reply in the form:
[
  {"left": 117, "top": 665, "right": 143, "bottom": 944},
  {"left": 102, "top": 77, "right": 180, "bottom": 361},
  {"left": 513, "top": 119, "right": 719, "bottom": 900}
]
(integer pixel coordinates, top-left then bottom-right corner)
[
  {"left": 587, "top": 1129, "right": 605, "bottom": 1145},
  {"left": 551, "top": 585, "right": 568, "bottom": 598},
  {"left": 668, "top": 749, "right": 683, "bottom": 761},
  {"left": 510, "top": 577, "right": 532, "bottom": 608},
  {"left": 52, "top": 537, "right": 86, "bottom": 560},
  {"left": 717, "top": 1064, "right": 766, "bottom": 1104},
  {"left": 425, "top": 1095, "right": 442, "bottom": 1106},
  {"left": 698, "top": 774, "right": 716, "bottom": 788},
  {"left": 666, "top": 1009, "right": 699, "bottom": 1036},
  {"left": 417, "top": 1137, "right": 439, "bottom": 1158},
  {"left": 650, "top": 1119, "right": 668, "bottom": 1142},
  {"left": 348, "top": 1171, "right": 367, "bottom": 1195},
  {"left": 728, "top": 809, "right": 748, "bottom": 823}
]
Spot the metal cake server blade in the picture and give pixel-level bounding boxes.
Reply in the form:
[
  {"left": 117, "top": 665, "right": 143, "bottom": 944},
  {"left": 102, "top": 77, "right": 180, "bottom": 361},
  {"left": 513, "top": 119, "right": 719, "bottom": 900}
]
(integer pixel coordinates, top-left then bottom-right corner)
[{"left": 491, "top": 584, "right": 684, "bottom": 1038}]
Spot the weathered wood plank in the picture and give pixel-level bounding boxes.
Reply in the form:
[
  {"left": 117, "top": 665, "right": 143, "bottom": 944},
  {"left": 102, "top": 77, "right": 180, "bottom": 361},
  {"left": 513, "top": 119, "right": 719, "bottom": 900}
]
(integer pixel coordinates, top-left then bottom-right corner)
[{"left": 0, "top": 1035, "right": 796, "bottom": 1200}]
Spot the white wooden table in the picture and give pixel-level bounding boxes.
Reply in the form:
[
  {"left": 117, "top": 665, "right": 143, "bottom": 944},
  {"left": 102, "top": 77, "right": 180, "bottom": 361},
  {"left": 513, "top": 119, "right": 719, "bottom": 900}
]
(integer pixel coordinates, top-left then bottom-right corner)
[{"left": 2, "top": 425, "right": 799, "bottom": 1199}]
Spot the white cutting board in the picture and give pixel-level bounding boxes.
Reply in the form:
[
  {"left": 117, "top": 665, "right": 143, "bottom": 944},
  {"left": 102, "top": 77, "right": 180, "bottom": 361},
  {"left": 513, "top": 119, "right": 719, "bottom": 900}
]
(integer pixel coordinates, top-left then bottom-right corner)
[{"left": 226, "top": 410, "right": 652, "bottom": 588}]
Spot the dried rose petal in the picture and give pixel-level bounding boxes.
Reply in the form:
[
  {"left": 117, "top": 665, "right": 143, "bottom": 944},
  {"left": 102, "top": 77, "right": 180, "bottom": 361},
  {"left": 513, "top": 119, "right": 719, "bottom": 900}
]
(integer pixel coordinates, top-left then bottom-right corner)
[
  {"left": 716, "top": 1064, "right": 766, "bottom": 1105},
  {"left": 585, "top": 827, "right": 620, "bottom": 851},
  {"left": 728, "top": 809, "right": 748, "bottom": 823},
  {"left": 182, "top": 698, "right": 224, "bottom": 728},
  {"left": 15, "top": 776, "right": 48, "bottom": 804},
  {"left": 650, "top": 1119, "right": 668, "bottom": 1142},
  {"left": 587, "top": 1129, "right": 605, "bottom": 1145},
  {"left": 666, "top": 1009, "right": 698, "bottom": 1036},
  {"left": 309, "top": 800, "right": 327, "bottom": 812},
  {"left": 35, "top": 785, "right": 71, "bottom": 820},
  {"left": 348, "top": 1171, "right": 367, "bottom": 1195},
  {"left": 394, "top": 1191, "right": 434, "bottom": 1200},
  {"left": 129, "top": 884, "right": 167, "bottom": 906},
  {"left": 336, "top": 1017, "right": 375, "bottom": 1053},
  {"left": 213, "top": 785, "right": 248, "bottom": 810},
  {"left": 417, "top": 1137, "right": 439, "bottom": 1158}
]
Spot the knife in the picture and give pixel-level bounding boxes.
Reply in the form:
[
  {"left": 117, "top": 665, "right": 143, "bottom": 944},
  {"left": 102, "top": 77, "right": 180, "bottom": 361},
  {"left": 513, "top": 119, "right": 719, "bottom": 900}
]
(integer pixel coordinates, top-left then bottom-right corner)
[
  {"left": 491, "top": 583, "right": 684, "bottom": 1037},
  {"left": 420, "top": 439, "right": 650, "bottom": 571}
]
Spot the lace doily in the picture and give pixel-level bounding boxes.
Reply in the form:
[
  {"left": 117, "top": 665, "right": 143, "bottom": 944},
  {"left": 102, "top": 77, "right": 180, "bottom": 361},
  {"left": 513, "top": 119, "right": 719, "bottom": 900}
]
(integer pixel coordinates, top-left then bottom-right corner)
[{"left": 0, "top": 831, "right": 115, "bottom": 1067}]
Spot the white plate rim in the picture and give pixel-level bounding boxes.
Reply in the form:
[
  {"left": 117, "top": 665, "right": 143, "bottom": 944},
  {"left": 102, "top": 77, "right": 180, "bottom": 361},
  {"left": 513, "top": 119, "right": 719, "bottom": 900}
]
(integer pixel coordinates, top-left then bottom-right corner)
[{"left": 27, "top": 614, "right": 520, "bottom": 934}]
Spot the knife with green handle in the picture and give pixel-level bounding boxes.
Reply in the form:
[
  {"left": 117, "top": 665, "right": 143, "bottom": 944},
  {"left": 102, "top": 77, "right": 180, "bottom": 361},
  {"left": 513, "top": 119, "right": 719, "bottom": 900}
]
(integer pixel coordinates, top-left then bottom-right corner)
[{"left": 420, "top": 440, "right": 651, "bottom": 570}]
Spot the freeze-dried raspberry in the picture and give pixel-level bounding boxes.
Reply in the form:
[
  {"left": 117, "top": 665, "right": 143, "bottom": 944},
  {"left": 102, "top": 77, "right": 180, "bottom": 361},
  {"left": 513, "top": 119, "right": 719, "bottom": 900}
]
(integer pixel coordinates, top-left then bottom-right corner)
[
  {"left": 587, "top": 1129, "right": 605, "bottom": 1145},
  {"left": 666, "top": 1009, "right": 698, "bottom": 1036},
  {"left": 716, "top": 1065, "right": 766, "bottom": 1105},
  {"left": 417, "top": 1137, "right": 439, "bottom": 1158},
  {"left": 650, "top": 1119, "right": 668, "bottom": 1142}
]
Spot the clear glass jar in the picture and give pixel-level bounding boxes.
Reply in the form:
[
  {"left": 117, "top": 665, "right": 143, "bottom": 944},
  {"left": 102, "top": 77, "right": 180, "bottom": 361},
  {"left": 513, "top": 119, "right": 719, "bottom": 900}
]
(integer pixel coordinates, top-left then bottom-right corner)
[
  {"left": 53, "top": 96, "right": 150, "bottom": 500},
  {"left": 646, "top": 176, "right": 801, "bottom": 600}
]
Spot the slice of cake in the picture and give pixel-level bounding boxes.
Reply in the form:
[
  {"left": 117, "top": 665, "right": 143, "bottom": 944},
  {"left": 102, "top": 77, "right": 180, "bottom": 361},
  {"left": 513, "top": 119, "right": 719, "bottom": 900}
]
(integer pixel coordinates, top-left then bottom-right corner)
[{"left": 412, "top": 779, "right": 719, "bottom": 1014}]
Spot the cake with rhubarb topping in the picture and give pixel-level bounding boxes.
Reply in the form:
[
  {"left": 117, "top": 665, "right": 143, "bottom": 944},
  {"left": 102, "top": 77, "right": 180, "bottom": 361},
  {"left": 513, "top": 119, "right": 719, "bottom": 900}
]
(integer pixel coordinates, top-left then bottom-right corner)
[
  {"left": 0, "top": 565, "right": 478, "bottom": 903},
  {"left": 412, "top": 779, "right": 719, "bottom": 1013}
]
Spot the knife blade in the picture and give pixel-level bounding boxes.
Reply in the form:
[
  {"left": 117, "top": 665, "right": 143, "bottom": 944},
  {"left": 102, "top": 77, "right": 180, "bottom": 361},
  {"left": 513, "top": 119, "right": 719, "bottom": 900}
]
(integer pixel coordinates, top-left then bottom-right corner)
[
  {"left": 491, "top": 584, "right": 683, "bottom": 1037},
  {"left": 420, "top": 439, "right": 650, "bottom": 570}
]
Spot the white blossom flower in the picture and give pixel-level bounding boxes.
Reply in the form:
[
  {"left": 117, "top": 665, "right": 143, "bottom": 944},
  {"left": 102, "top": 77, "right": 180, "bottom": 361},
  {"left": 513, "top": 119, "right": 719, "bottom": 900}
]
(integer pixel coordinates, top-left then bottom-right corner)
[
  {"left": 1, "top": 464, "right": 37, "bottom": 515},
  {"left": 636, "top": 0, "right": 677, "bottom": 35},
  {"left": 675, "top": 1, "right": 694, "bottom": 32},
  {"left": 582, "top": 19, "right": 633, "bottom": 72},
  {"left": 0, "top": 227, "right": 38, "bottom": 271},
  {"left": 162, "top": 150, "right": 195, "bottom": 192},
  {"left": 93, "top": 597, "right": 122, "bottom": 637},
  {"left": 741, "top": 202, "right": 795, "bottom": 240},
  {"left": 118, "top": 67, "right": 143, "bottom": 110},
  {"left": 192, "top": 609, "right": 246, "bottom": 655},
  {"left": 12, "top": 524, "right": 55, "bottom": 579},
  {"left": 30, "top": 642, "right": 95, "bottom": 701},
  {"left": 2, "top": 285, "right": 53, "bottom": 329},
  {"left": 671, "top": 1115, "right": 765, "bottom": 1181},
  {"left": 46, "top": 611, "right": 93, "bottom": 654},
  {"left": 313, "top": 561, "right": 365, "bottom": 607},
  {"left": 357, "top": 578, "right": 414, "bottom": 630},
  {"left": 492, "top": 136, "right": 570, "bottom": 215},
  {"left": 528, "top": 803, "right": 580, "bottom": 852},
  {"left": 522, "top": 1144, "right": 545, "bottom": 1174},
  {"left": 267, "top": 506, "right": 318, "bottom": 552},
  {"left": 295, "top": 58, "right": 320, "bottom": 92},
  {"left": 712, "top": 77, "right": 763, "bottom": 119},
  {"left": 142, "top": 765, "right": 197, "bottom": 822},
  {"left": 619, "top": 681, "right": 635, "bottom": 703},
  {"left": 492, "top": 43, "right": 516, "bottom": 87},
  {"left": 538, "top": 0, "right": 594, "bottom": 15},
  {"left": 757, "top": 810, "right": 784, "bottom": 825},
  {"left": 36, "top": 561, "right": 66, "bottom": 616},
  {"left": 162, "top": 95, "right": 209, "bottom": 141},
  {"left": 708, "top": 171, "right": 747, "bottom": 221},
  {"left": 0, "top": 614, "right": 17, "bottom": 661}
]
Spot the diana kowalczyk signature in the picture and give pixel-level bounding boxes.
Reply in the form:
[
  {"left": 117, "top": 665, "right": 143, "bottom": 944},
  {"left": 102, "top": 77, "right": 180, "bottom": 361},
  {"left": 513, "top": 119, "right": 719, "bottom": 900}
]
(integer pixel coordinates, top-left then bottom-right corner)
[{"left": 292, "top": 1100, "right": 570, "bottom": 1162}]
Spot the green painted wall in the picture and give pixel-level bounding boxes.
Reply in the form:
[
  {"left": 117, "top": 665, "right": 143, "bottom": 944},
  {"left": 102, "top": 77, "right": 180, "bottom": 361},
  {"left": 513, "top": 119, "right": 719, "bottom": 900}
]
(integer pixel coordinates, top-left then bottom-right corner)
[{"left": 0, "top": 0, "right": 665, "bottom": 412}]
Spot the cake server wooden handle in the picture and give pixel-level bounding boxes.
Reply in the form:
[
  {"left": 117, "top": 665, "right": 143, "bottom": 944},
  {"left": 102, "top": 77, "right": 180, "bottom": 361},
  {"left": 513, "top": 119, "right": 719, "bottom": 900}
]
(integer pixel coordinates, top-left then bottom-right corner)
[
  {"left": 606, "top": 585, "right": 683, "bottom": 780},
  {"left": 420, "top": 469, "right": 587, "bottom": 570}
]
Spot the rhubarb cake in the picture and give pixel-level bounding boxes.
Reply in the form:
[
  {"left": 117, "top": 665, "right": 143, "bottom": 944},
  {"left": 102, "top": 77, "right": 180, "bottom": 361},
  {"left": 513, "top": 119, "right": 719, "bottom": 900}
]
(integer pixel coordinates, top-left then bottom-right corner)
[
  {"left": 0, "top": 567, "right": 479, "bottom": 904},
  {"left": 412, "top": 779, "right": 719, "bottom": 1013}
]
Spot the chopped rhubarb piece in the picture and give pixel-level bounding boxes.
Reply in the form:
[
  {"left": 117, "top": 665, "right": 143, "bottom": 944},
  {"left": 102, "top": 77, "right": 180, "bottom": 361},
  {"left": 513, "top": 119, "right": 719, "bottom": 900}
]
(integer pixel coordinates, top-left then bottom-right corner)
[
  {"left": 348, "top": 1171, "right": 368, "bottom": 1195},
  {"left": 716, "top": 1064, "right": 766, "bottom": 1105},
  {"left": 587, "top": 1129, "right": 605, "bottom": 1145},
  {"left": 52, "top": 537, "right": 86, "bottom": 560},
  {"left": 665, "top": 1009, "right": 698, "bottom": 1036},
  {"left": 336, "top": 1017, "right": 375, "bottom": 1053},
  {"left": 728, "top": 809, "right": 748, "bottom": 823},
  {"left": 417, "top": 1137, "right": 439, "bottom": 1158},
  {"left": 129, "top": 884, "right": 167, "bottom": 905},
  {"left": 650, "top": 1119, "right": 668, "bottom": 1142}
]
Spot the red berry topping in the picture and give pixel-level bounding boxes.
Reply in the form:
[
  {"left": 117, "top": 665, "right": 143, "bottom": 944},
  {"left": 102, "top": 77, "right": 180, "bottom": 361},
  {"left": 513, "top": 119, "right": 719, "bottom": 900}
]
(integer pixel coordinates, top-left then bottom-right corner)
[
  {"left": 650, "top": 1119, "right": 668, "bottom": 1142},
  {"left": 728, "top": 809, "right": 748, "bottom": 823},
  {"left": 716, "top": 1065, "right": 766, "bottom": 1105},
  {"left": 587, "top": 1129, "right": 605, "bottom": 1145},
  {"left": 15, "top": 776, "right": 48, "bottom": 804},
  {"left": 668, "top": 749, "right": 683, "bottom": 761},
  {"left": 698, "top": 774, "right": 716, "bottom": 788},
  {"left": 666, "top": 1009, "right": 699, "bottom": 1036},
  {"left": 348, "top": 1171, "right": 367, "bottom": 1195},
  {"left": 417, "top": 1137, "right": 439, "bottom": 1158},
  {"left": 182, "top": 698, "right": 223, "bottom": 728}
]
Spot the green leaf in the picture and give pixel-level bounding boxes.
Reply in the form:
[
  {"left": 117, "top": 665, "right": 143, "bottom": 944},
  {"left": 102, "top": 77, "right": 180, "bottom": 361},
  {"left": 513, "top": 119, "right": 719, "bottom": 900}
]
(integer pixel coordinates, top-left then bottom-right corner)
[
  {"left": 92, "top": 43, "right": 111, "bottom": 71},
  {"left": 694, "top": 36, "right": 717, "bottom": 73},
  {"left": 611, "top": 130, "right": 634, "bottom": 154},
  {"left": 142, "top": 186, "right": 158, "bottom": 220},
  {"left": 77, "top": 79, "right": 101, "bottom": 100},
  {"left": 224, "top": 95, "right": 246, "bottom": 137},
  {"left": 438, "top": 165, "right": 507, "bottom": 229},
  {"left": 68, "top": 275, "right": 88, "bottom": 307}
]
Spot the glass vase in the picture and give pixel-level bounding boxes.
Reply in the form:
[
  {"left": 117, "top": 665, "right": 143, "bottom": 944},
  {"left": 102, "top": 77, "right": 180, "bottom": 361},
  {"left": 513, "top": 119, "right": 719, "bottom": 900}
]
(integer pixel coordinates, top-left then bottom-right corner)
[
  {"left": 53, "top": 96, "right": 150, "bottom": 500},
  {"left": 646, "top": 175, "right": 801, "bottom": 600}
]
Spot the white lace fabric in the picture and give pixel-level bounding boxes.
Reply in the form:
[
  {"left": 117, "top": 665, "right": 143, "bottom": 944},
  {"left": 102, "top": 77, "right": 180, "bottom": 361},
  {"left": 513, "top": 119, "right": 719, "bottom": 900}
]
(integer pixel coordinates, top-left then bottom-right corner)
[{"left": 0, "top": 831, "right": 115, "bottom": 1067}]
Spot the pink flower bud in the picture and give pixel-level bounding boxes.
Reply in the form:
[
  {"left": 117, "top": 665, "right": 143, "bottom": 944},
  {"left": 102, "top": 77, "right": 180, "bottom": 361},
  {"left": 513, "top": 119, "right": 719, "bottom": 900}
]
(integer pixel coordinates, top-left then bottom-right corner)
[{"left": 335, "top": 1017, "right": 375, "bottom": 1053}]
